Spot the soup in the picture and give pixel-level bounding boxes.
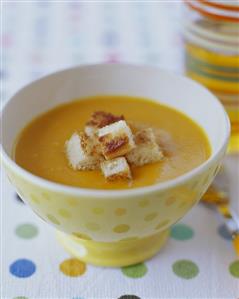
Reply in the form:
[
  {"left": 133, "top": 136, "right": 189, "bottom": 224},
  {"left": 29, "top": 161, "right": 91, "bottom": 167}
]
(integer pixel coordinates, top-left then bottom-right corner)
[{"left": 14, "top": 96, "right": 211, "bottom": 189}]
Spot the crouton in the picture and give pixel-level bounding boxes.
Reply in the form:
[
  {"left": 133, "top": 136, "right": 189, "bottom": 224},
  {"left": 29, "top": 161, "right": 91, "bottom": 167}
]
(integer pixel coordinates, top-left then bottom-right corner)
[
  {"left": 126, "top": 128, "right": 163, "bottom": 166},
  {"left": 152, "top": 127, "right": 175, "bottom": 156},
  {"left": 127, "top": 120, "right": 148, "bottom": 134},
  {"left": 85, "top": 111, "right": 124, "bottom": 137},
  {"left": 128, "top": 121, "right": 171, "bottom": 149},
  {"left": 98, "top": 120, "right": 135, "bottom": 160},
  {"left": 100, "top": 157, "right": 132, "bottom": 181},
  {"left": 85, "top": 125, "right": 97, "bottom": 138},
  {"left": 151, "top": 127, "right": 169, "bottom": 146},
  {"left": 65, "top": 132, "right": 103, "bottom": 170}
]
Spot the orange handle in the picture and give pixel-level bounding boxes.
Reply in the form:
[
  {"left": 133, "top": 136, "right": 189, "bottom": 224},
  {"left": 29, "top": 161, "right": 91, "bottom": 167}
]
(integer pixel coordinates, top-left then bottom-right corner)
[{"left": 233, "top": 233, "right": 239, "bottom": 256}]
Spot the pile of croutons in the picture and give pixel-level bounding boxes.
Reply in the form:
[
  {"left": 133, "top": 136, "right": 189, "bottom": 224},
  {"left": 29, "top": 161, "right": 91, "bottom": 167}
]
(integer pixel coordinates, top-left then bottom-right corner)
[{"left": 65, "top": 111, "right": 163, "bottom": 181}]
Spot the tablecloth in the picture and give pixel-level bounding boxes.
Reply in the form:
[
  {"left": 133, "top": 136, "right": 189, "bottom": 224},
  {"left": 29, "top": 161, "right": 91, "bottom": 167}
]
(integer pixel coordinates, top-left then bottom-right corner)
[{"left": 1, "top": 2, "right": 239, "bottom": 299}]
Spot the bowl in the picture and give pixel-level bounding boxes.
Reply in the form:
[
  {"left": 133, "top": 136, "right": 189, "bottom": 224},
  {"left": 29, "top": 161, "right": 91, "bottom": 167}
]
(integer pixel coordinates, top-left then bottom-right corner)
[{"left": 0, "top": 64, "right": 230, "bottom": 267}]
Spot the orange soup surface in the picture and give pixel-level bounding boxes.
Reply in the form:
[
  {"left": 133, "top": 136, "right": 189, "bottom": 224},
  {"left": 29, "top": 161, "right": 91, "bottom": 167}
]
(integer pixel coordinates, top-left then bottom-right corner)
[{"left": 14, "top": 96, "right": 211, "bottom": 189}]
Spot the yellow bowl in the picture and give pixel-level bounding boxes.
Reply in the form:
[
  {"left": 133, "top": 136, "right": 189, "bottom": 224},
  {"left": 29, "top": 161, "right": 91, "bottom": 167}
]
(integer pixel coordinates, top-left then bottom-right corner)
[{"left": 0, "top": 64, "right": 230, "bottom": 267}]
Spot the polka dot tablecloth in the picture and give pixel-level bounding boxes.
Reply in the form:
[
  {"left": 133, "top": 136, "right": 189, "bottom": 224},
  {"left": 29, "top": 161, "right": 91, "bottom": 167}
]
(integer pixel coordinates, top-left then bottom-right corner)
[{"left": 1, "top": 2, "right": 238, "bottom": 299}]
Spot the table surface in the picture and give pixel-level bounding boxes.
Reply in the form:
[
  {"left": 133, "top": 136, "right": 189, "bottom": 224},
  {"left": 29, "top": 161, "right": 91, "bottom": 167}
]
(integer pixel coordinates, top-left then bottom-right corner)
[{"left": 1, "top": 2, "right": 239, "bottom": 299}]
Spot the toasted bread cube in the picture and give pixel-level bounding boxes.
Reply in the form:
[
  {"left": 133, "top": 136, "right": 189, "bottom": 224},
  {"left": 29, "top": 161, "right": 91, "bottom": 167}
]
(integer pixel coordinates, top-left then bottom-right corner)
[
  {"left": 85, "top": 125, "right": 97, "bottom": 138},
  {"left": 126, "top": 128, "right": 163, "bottom": 166},
  {"left": 100, "top": 157, "right": 132, "bottom": 181},
  {"left": 127, "top": 120, "right": 148, "bottom": 134},
  {"left": 65, "top": 132, "right": 103, "bottom": 170},
  {"left": 128, "top": 121, "right": 170, "bottom": 147},
  {"left": 98, "top": 120, "right": 135, "bottom": 160},
  {"left": 151, "top": 127, "right": 171, "bottom": 146},
  {"left": 85, "top": 111, "right": 124, "bottom": 137}
]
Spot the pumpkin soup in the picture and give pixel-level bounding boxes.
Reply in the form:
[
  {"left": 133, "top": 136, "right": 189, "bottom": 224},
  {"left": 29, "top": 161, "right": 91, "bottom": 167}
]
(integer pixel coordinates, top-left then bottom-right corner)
[{"left": 14, "top": 96, "right": 211, "bottom": 189}]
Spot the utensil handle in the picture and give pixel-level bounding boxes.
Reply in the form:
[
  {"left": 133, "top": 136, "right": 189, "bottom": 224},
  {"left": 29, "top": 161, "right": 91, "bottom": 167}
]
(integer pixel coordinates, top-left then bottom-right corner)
[{"left": 233, "top": 233, "right": 239, "bottom": 256}]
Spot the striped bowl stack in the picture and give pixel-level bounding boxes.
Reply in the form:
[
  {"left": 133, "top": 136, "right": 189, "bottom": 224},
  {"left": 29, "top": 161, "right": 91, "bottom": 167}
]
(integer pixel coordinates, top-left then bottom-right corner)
[{"left": 183, "top": 0, "right": 239, "bottom": 152}]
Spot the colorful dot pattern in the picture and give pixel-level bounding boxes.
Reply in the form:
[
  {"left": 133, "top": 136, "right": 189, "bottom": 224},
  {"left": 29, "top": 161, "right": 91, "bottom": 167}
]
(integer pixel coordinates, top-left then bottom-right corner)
[
  {"left": 10, "top": 259, "right": 36, "bottom": 278},
  {"left": 229, "top": 260, "right": 239, "bottom": 278},
  {"left": 122, "top": 263, "right": 148, "bottom": 279},
  {"left": 118, "top": 296, "right": 141, "bottom": 299},
  {"left": 8, "top": 188, "right": 238, "bottom": 297},
  {"left": 170, "top": 224, "right": 194, "bottom": 241},
  {"left": 2, "top": 2, "right": 238, "bottom": 298},
  {"left": 15, "top": 223, "right": 38, "bottom": 239},
  {"left": 172, "top": 260, "right": 199, "bottom": 279},
  {"left": 218, "top": 224, "right": 232, "bottom": 241},
  {"left": 60, "top": 258, "right": 86, "bottom": 277}
]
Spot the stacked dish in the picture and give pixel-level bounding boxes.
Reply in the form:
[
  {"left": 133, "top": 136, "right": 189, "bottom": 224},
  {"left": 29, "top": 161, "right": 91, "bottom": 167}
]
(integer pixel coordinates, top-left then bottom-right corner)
[{"left": 183, "top": 0, "right": 239, "bottom": 152}]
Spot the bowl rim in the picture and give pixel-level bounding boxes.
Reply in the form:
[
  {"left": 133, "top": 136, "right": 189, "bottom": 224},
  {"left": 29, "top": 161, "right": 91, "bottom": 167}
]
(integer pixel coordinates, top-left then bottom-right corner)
[{"left": 0, "top": 63, "right": 231, "bottom": 198}]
